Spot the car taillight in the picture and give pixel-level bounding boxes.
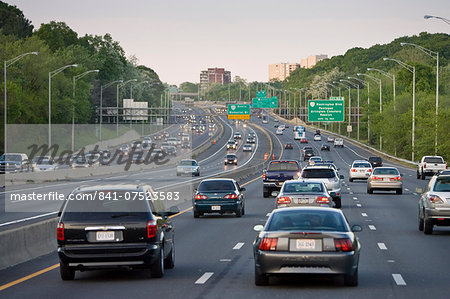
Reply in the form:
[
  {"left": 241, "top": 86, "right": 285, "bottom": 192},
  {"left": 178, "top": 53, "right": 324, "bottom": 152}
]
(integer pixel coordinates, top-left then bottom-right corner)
[
  {"left": 262, "top": 173, "right": 266, "bottom": 179},
  {"left": 368, "top": 169, "right": 373, "bottom": 172},
  {"left": 147, "top": 220, "right": 157, "bottom": 238},
  {"left": 277, "top": 197, "right": 291, "bottom": 204},
  {"left": 390, "top": 176, "right": 402, "bottom": 181},
  {"left": 316, "top": 196, "right": 330, "bottom": 204},
  {"left": 224, "top": 193, "right": 238, "bottom": 199},
  {"left": 429, "top": 195, "right": 444, "bottom": 204},
  {"left": 446, "top": 164, "right": 448, "bottom": 169},
  {"left": 371, "top": 176, "right": 382, "bottom": 181},
  {"left": 195, "top": 194, "right": 208, "bottom": 200},
  {"left": 334, "top": 238, "right": 354, "bottom": 252},
  {"left": 259, "top": 237, "right": 278, "bottom": 251},
  {"left": 424, "top": 163, "right": 426, "bottom": 168},
  {"left": 57, "top": 222, "right": 64, "bottom": 241},
  {"left": 351, "top": 169, "right": 357, "bottom": 172}
]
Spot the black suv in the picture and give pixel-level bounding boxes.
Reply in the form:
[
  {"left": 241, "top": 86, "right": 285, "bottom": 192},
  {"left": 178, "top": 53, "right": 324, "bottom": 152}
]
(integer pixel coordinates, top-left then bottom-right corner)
[
  {"left": 57, "top": 184, "right": 178, "bottom": 280},
  {"left": 368, "top": 156, "right": 383, "bottom": 168}
]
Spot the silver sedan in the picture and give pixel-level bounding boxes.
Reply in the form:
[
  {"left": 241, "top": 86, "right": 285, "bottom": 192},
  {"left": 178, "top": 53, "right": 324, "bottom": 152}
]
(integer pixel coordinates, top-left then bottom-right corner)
[
  {"left": 273, "top": 180, "right": 334, "bottom": 208},
  {"left": 367, "top": 167, "right": 403, "bottom": 194}
]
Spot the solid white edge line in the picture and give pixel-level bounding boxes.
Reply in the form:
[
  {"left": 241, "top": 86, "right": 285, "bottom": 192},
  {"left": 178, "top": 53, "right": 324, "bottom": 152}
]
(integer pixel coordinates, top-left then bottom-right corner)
[
  {"left": 195, "top": 272, "right": 214, "bottom": 284},
  {"left": 233, "top": 242, "right": 245, "bottom": 250},
  {"left": 0, "top": 211, "right": 58, "bottom": 227},
  {"left": 392, "top": 273, "right": 406, "bottom": 285},
  {"left": 377, "top": 242, "right": 388, "bottom": 250}
]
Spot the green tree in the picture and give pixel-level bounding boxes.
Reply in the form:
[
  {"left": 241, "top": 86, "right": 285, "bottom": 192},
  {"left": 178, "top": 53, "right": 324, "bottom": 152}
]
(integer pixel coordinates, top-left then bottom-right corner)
[
  {"left": 0, "top": 1, "right": 33, "bottom": 38},
  {"left": 34, "top": 21, "right": 78, "bottom": 52}
]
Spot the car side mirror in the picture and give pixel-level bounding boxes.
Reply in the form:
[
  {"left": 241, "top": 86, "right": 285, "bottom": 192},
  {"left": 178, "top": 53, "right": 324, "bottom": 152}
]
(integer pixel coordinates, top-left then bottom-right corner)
[
  {"left": 340, "top": 175, "right": 344, "bottom": 179},
  {"left": 253, "top": 225, "right": 264, "bottom": 232},
  {"left": 416, "top": 187, "right": 423, "bottom": 194},
  {"left": 271, "top": 191, "right": 279, "bottom": 197},
  {"left": 401, "top": 174, "right": 404, "bottom": 177},
  {"left": 240, "top": 187, "right": 246, "bottom": 192},
  {"left": 351, "top": 225, "right": 363, "bottom": 232}
]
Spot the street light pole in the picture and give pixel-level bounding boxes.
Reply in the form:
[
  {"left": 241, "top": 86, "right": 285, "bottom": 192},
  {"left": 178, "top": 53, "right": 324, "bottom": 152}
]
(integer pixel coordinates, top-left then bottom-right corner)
[
  {"left": 4, "top": 51, "right": 38, "bottom": 153},
  {"left": 424, "top": 15, "right": 450, "bottom": 25},
  {"left": 116, "top": 79, "right": 137, "bottom": 136},
  {"left": 349, "top": 77, "right": 369, "bottom": 143},
  {"left": 100, "top": 80, "right": 123, "bottom": 142},
  {"left": 345, "top": 78, "right": 360, "bottom": 140},
  {"left": 400, "top": 42, "right": 439, "bottom": 155},
  {"left": 384, "top": 57, "right": 416, "bottom": 161},
  {"left": 49, "top": 64, "right": 78, "bottom": 146}
]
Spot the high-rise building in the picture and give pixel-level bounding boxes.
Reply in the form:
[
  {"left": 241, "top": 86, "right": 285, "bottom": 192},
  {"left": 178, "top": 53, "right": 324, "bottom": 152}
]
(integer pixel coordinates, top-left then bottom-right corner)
[
  {"left": 300, "top": 54, "right": 328, "bottom": 68},
  {"left": 199, "top": 68, "right": 231, "bottom": 90},
  {"left": 268, "top": 63, "right": 300, "bottom": 81}
]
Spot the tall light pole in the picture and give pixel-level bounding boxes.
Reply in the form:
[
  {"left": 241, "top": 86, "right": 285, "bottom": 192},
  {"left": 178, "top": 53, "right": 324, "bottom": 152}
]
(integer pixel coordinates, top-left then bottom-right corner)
[
  {"left": 367, "top": 68, "right": 395, "bottom": 110},
  {"left": 333, "top": 82, "right": 343, "bottom": 134},
  {"left": 344, "top": 78, "right": 361, "bottom": 140},
  {"left": 100, "top": 80, "right": 123, "bottom": 142},
  {"left": 49, "top": 64, "right": 78, "bottom": 146},
  {"left": 424, "top": 15, "right": 450, "bottom": 25},
  {"left": 4, "top": 51, "right": 38, "bottom": 153},
  {"left": 116, "top": 79, "right": 137, "bottom": 136},
  {"left": 340, "top": 80, "right": 359, "bottom": 138},
  {"left": 349, "top": 77, "right": 369, "bottom": 142},
  {"left": 400, "top": 42, "right": 439, "bottom": 155},
  {"left": 72, "top": 69, "right": 99, "bottom": 151},
  {"left": 325, "top": 83, "right": 339, "bottom": 98},
  {"left": 384, "top": 57, "right": 416, "bottom": 161}
]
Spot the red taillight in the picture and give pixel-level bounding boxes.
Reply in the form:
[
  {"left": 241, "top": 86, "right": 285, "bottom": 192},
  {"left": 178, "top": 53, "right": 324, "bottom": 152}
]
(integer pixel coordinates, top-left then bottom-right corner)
[
  {"left": 371, "top": 176, "right": 382, "bottom": 181},
  {"left": 277, "top": 197, "right": 291, "bottom": 204},
  {"left": 424, "top": 163, "right": 426, "bottom": 169},
  {"left": 446, "top": 164, "right": 448, "bottom": 169},
  {"left": 390, "top": 176, "right": 402, "bottom": 181},
  {"left": 262, "top": 173, "right": 266, "bottom": 179},
  {"left": 368, "top": 169, "right": 373, "bottom": 172},
  {"left": 429, "top": 195, "right": 444, "bottom": 204},
  {"left": 316, "top": 196, "right": 330, "bottom": 204},
  {"left": 351, "top": 169, "right": 357, "bottom": 172},
  {"left": 259, "top": 237, "right": 278, "bottom": 251},
  {"left": 224, "top": 193, "right": 238, "bottom": 199},
  {"left": 57, "top": 222, "right": 64, "bottom": 241},
  {"left": 147, "top": 220, "right": 157, "bottom": 238},
  {"left": 195, "top": 194, "right": 208, "bottom": 200},
  {"left": 334, "top": 238, "right": 354, "bottom": 252}
]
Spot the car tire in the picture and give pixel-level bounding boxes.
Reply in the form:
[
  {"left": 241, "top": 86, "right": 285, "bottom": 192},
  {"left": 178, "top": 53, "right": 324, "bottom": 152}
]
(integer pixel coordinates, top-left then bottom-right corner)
[
  {"left": 193, "top": 211, "right": 200, "bottom": 218},
  {"left": 396, "top": 189, "right": 403, "bottom": 195},
  {"left": 60, "top": 262, "right": 75, "bottom": 281},
  {"left": 196, "top": 172, "right": 200, "bottom": 176},
  {"left": 421, "top": 171, "right": 425, "bottom": 180},
  {"left": 343, "top": 268, "right": 358, "bottom": 286},
  {"left": 416, "top": 170, "right": 420, "bottom": 179},
  {"left": 176, "top": 172, "right": 180, "bottom": 176},
  {"left": 367, "top": 188, "right": 373, "bottom": 194},
  {"left": 236, "top": 207, "right": 242, "bottom": 218},
  {"left": 424, "top": 219, "right": 433, "bottom": 235},
  {"left": 334, "top": 198, "right": 342, "bottom": 209},
  {"left": 254, "top": 267, "right": 269, "bottom": 286},
  {"left": 164, "top": 242, "right": 175, "bottom": 269},
  {"left": 263, "top": 189, "right": 270, "bottom": 198},
  {"left": 349, "top": 178, "right": 353, "bottom": 182},
  {"left": 150, "top": 247, "right": 164, "bottom": 278},
  {"left": 241, "top": 204, "right": 245, "bottom": 215},
  {"left": 418, "top": 213, "right": 424, "bottom": 231}
]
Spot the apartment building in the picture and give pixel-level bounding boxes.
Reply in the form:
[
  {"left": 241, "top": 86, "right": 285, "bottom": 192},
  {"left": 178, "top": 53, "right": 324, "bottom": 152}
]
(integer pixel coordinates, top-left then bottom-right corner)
[
  {"left": 268, "top": 63, "right": 301, "bottom": 81},
  {"left": 300, "top": 54, "right": 328, "bottom": 69},
  {"left": 199, "top": 68, "right": 231, "bottom": 90}
]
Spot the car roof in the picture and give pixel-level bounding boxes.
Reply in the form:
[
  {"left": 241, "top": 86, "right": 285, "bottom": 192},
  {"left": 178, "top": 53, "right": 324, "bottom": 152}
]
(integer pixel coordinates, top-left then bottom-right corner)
[
  {"left": 180, "top": 159, "right": 197, "bottom": 162},
  {"left": 74, "top": 184, "right": 151, "bottom": 192},
  {"left": 271, "top": 206, "right": 342, "bottom": 215},
  {"left": 200, "top": 178, "right": 235, "bottom": 183}
]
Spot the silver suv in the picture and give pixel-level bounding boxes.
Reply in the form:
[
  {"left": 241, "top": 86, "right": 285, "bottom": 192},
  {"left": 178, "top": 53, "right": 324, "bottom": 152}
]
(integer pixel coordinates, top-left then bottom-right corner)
[
  {"left": 300, "top": 166, "right": 344, "bottom": 208},
  {"left": 418, "top": 173, "right": 450, "bottom": 234}
]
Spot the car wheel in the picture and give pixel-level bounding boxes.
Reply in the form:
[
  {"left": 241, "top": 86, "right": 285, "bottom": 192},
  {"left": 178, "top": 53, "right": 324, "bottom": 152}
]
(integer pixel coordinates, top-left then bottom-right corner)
[
  {"left": 349, "top": 178, "right": 353, "bottom": 182},
  {"left": 416, "top": 170, "right": 420, "bottom": 179},
  {"left": 254, "top": 267, "right": 269, "bottom": 286},
  {"left": 60, "top": 262, "right": 75, "bottom": 281},
  {"left": 424, "top": 219, "right": 433, "bottom": 235},
  {"left": 236, "top": 207, "right": 242, "bottom": 218},
  {"left": 164, "top": 242, "right": 175, "bottom": 269},
  {"left": 418, "top": 213, "right": 424, "bottom": 231},
  {"left": 396, "top": 189, "right": 403, "bottom": 195},
  {"left": 343, "top": 268, "right": 358, "bottom": 286},
  {"left": 176, "top": 172, "right": 180, "bottom": 176},
  {"left": 150, "top": 247, "right": 164, "bottom": 278},
  {"left": 421, "top": 171, "right": 425, "bottom": 180},
  {"left": 334, "top": 198, "right": 342, "bottom": 209},
  {"left": 196, "top": 172, "right": 200, "bottom": 176},
  {"left": 263, "top": 189, "right": 270, "bottom": 198},
  {"left": 367, "top": 188, "right": 373, "bottom": 194},
  {"left": 193, "top": 210, "right": 200, "bottom": 218},
  {"left": 242, "top": 204, "right": 245, "bottom": 215}
]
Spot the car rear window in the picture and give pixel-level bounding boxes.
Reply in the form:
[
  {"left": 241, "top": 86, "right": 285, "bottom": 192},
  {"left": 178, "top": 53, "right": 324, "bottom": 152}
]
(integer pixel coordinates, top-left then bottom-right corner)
[
  {"left": 424, "top": 157, "right": 444, "bottom": 163},
  {"left": 369, "top": 157, "right": 382, "bottom": 162},
  {"left": 353, "top": 163, "right": 372, "bottom": 168},
  {"left": 434, "top": 177, "right": 450, "bottom": 192},
  {"left": 198, "top": 180, "right": 236, "bottom": 192},
  {"left": 268, "top": 210, "right": 347, "bottom": 232},
  {"left": 283, "top": 182, "right": 324, "bottom": 193},
  {"left": 372, "top": 168, "right": 399, "bottom": 175},
  {"left": 302, "top": 169, "right": 335, "bottom": 179},
  {"left": 268, "top": 161, "right": 300, "bottom": 171}
]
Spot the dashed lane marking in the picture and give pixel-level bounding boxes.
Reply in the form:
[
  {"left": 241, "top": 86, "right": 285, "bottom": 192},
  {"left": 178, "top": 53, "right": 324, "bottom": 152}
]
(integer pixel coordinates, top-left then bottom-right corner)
[
  {"left": 362, "top": 213, "right": 368, "bottom": 217},
  {"left": 369, "top": 225, "right": 377, "bottom": 230},
  {"left": 356, "top": 204, "right": 362, "bottom": 207},
  {"left": 195, "top": 272, "right": 214, "bottom": 284},
  {"left": 233, "top": 242, "right": 245, "bottom": 250},
  {"left": 377, "top": 243, "right": 388, "bottom": 250},
  {"left": 392, "top": 274, "right": 407, "bottom": 286}
]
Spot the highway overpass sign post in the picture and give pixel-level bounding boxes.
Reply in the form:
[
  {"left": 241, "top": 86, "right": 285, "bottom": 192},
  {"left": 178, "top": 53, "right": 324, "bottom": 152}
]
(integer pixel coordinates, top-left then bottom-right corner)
[
  {"left": 252, "top": 97, "right": 278, "bottom": 108},
  {"left": 227, "top": 104, "right": 250, "bottom": 119},
  {"left": 256, "top": 90, "right": 266, "bottom": 97},
  {"left": 308, "top": 99, "right": 344, "bottom": 122}
]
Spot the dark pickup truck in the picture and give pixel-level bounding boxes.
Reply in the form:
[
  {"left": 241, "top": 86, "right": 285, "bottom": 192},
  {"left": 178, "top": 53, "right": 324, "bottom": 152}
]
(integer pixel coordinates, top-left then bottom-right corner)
[{"left": 262, "top": 160, "right": 302, "bottom": 197}]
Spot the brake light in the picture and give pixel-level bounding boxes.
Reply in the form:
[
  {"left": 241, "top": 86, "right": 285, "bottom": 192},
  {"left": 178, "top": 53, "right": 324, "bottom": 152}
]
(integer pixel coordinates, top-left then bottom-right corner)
[
  {"left": 368, "top": 169, "right": 373, "bottom": 172},
  {"left": 147, "top": 220, "right": 157, "bottom": 238},
  {"left": 262, "top": 173, "right": 266, "bottom": 179},
  {"left": 57, "top": 222, "right": 64, "bottom": 241},
  {"left": 371, "top": 176, "right": 382, "bottom": 181},
  {"left": 224, "top": 193, "right": 238, "bottom": 199},
  {"left": 277, "top": 197, "right": 291, "bottom": 204},
  {"left": 195, "top": 194, "right": 208, "bottom": 200},
  {"left": 316, "top": 196, "right": 330, "bottom": 204},
  {"left": 334, "top": 238, "right": 354, "bottom": 252},
  {"left": 259, "top": 237, "right": 278, "bottom": 251},
  {"left": 424, "top": 163, "right": 426, "bottom": 169},
  {"left": 429, "top": 195, "right": 444, "bottom": 204},
  {"left": 351, "top": 169, "right": 357, "bottom": 172},
  {"left": 390, "top": 176, "right": 402, "bottom": 181}
]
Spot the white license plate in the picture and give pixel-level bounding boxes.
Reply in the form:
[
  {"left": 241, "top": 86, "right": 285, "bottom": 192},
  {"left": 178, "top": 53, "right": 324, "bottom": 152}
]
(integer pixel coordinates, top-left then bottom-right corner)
[
  {"left": 296, "top": 239, "right": 315, "bottom": 250},
  {"left": 96, "top": 231, "right": 115, "bottom": 241},
  {"left": 298, "top": 198, "right": 309, "bottom": 204},
  {"left": 211, "top": 206, "right": 221, "bottom": 211}
]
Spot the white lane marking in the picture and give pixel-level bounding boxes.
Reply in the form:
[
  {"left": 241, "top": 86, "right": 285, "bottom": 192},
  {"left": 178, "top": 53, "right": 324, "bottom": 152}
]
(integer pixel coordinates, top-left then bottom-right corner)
[
  {"left": 387, "top": 260, "right": 395, "bottom": 263},
  {"left": 369, "top": 225, "right": 377, "bottom": 230},
  {"left": 349, "top": 191, "right": 354, "bottom": 194},
  {"left": 409, "top": 174, "right": 412, "bottom": 177},
  {"left": 0, "top": 211, "right": 58, "bottom": 227},
  {"left": 356, "top": 204, "right": 362, "bottom": 207},
  {"left": 346, "top": 187, "right": 351, "bottom": 190},
  {"left": 361, "top": 213, "right": 368, "bottom": 217},
  {"left": 195, "top": 272, "right": 214, "bottom": 284},
  {"left": 405, "top": 188, "right": 409, "bottom": 191},
  {"left": 392, "top": 274, "right": 406, "bottom": 286},
  {"left": 377, "top": 243, "right": 388, "bottom": 250},
  {"left": 352, "top": 197, "right": 357, "bottom": 200},
  {"left": 220, "top": 259, "right": 232, "bottom": 262},
  {"left": 413, "top": 193, "right": 418, "bottom": 196},
  {"left": 233, "top": 242, "right": 245, "bottom": 250}
]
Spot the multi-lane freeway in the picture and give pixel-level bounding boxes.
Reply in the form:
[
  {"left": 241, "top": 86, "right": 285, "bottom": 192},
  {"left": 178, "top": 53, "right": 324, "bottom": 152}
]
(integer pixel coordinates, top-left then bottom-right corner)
[{"left": 0, "top": 108, "right": 449, "bottom": 298}]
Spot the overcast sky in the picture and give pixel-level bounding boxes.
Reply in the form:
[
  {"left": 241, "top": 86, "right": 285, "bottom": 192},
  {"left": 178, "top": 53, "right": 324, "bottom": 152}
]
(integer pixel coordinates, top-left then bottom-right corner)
[{"left": 7, "top": 0, "right": 450, "bottom": 85}]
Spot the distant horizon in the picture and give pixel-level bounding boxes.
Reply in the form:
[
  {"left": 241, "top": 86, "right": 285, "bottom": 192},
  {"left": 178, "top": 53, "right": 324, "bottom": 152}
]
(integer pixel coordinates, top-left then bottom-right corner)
[{"left": 5, "top": 0, "right": 450, "bottom": 85}]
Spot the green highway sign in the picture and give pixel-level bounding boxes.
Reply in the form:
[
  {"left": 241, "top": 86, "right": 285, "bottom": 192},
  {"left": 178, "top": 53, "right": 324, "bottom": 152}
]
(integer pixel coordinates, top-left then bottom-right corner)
[
  {"left": 227, "top": 104, "right": 250, "bottom": 119},
  {"left": 252, "top": 97, "right": 278, "bottom": 108},
  {"left": 256, "top": 90, "right": 266, "bottom": 97},
  {"left": 308, "top": 99, "right": 344, "bottom": 122},
  {"left": 330, "top": 96, "right": 344, "bottom": 100}
]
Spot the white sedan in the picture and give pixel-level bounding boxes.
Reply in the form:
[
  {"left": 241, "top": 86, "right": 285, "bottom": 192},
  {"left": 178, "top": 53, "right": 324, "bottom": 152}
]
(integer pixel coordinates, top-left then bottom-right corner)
[
  {"left": 314, "top": 134, "right": 322, "bottom": 141},
  {"left": 276, "top": 128, "right": 283, "bottom": 135}
]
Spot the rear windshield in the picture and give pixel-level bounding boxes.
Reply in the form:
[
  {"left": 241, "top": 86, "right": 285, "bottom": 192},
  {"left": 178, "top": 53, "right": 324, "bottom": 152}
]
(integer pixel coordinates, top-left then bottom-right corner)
[
  {"left": 372, "top": 168, "right": 399, "bottom": 175},
  {"left": 198, "top": 181, "right": 236, "bottom": 192},
  {"left": 1, "top": 154, "right": 22, "bottom": 162},
  {"left": 268, "top": 210, "right": 347, "bottom": 232},
  {"left": 369, "top": 157, "right": 382, "bottom": 162},
  {"left": 434, "top": 177, "right": 450, "bottom": 192},
  {"left": 268, "top": 162, "right": 300, "bottom": 171},
  {"left": 424, "top": 157, "right": 444, "bottom": 163},
  {"left": 180, "top": 160, "right": 197, "bottom": 166},
  {"left": 302, "top": 169, "right": 335, "bottom": 179},
  {"left": 227, "top": 155, "right": 236, "bottom": 159},
  {"left": 282, "top": 182, "right": 324, "bottom": 193},
  {"left": 353, "top": 163, "right": 372, "bottom": 168}
]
